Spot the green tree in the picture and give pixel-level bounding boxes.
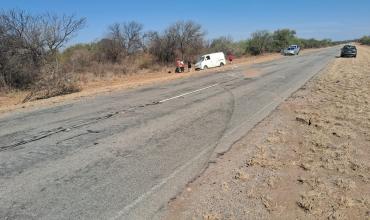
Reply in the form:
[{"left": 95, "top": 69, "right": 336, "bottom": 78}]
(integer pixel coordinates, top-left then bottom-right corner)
[
  {"left": 246, "top": 30, "right": 273, "bottom": 55},
  {"left": 359, "top": 36, "right": 370, "bottom": 45},
  {"left": 208, "top": 36, "right": 234, "bottom": 54},
  {"left": 272, "top": 29, "right": 297, "bottom": 51}
]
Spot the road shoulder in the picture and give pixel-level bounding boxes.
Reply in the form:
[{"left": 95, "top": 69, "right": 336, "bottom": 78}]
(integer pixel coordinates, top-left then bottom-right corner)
[{"left": 165, "top": 45, "right": 370, "bottom": 219}]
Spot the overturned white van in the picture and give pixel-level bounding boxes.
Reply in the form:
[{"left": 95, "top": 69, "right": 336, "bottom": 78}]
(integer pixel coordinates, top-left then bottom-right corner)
[{"left": 194, "top": 52, "right": 226, "bottom": 70}]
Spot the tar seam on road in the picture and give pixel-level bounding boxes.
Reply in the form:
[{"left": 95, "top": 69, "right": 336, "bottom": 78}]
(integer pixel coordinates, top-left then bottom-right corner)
[
  {"left": 1, "top": 83, "right": 229, "bottom": 152},
  {"left": 0, "top": 112, "right": 120, "bottom": 151}
]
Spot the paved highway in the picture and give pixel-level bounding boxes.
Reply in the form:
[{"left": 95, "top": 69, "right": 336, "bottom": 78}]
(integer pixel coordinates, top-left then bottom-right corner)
[{"left": 0, "top": 47, "right": 339, "bottom": 219}]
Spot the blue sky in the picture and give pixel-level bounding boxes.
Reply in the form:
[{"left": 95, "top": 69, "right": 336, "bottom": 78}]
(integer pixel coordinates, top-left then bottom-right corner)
[{"left": 1, "top": 0, "right": 369, "bottom": 45}]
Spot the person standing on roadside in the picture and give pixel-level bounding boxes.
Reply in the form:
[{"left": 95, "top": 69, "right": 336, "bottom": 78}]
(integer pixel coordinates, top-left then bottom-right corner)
[
  {"left": 180, "top": 60, "right": 185, "bottom": 72},
  {"left": 227, "top": 52, "right": 234, "bottom": 64},
  {"left": 175, "top": 58, "right": 181, "bottom": 73},
  {"left": 188, "top": 61, "right": 192, "bottom": 72}
]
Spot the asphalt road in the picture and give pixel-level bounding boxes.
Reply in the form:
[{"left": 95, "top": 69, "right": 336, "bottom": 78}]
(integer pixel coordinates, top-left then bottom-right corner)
[{"left": 0, "top": 47, "right": 339, "bottom": 220}]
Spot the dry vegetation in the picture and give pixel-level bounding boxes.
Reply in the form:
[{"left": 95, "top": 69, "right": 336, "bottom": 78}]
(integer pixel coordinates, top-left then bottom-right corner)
[
  {"left": 0, "top": 9, "right": 86, "bottom": 102},
  {"left": 166, "top": 45, "right": 370, "bottom": 219}
]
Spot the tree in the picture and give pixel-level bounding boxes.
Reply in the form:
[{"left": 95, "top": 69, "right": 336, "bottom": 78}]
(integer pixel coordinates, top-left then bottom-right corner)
[
  {"left": 359, "top": 36, "right": 370, "bottom": 45},
  {"left": 148, "top": 30, "right": 177, "bottom": 63},
  {"left": 170, "top": 21, "right": 205, "bottom": 60},
  {"left": 246, "top": 30, "right": 273, "bottom": 55},
  {"left": 0, "top": 9, "right": 86, "bottom": 89},
  {"left": 43, "top": 14, "right": 86, "bottom": 55},
  {"left": 272, "top": 29, "right": 297, "bottom": 51},
  {"left": 148, "top": 20, "right": 205, "bottom": 63},
  {"left": 100, "top": 23, "right": 125, "bottom": 62},
  {"left": 123, "top": 21, "right": 144, "bottom": 54},
  {"left": 208, "top": 36, "right": 234, "bottom": 54},
  {"left": 102, "top": 21, "right": 144, "bottom": 62}
]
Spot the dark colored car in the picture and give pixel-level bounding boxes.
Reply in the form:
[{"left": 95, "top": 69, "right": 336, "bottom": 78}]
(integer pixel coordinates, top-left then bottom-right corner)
[{"left": 341, "top": 45, "right": 357, "bottom": 58}]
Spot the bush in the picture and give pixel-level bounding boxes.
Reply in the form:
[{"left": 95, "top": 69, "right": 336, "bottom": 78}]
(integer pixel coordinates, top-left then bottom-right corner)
[
  {"left": 298, "top": 38, "right": 333, "bottom": 48},
  {"left": 245, "top": 30, "right": 273, "bottom": 55},
  {"left": 148, "top": 21, "right": 205, "bottom": 63},
  {"left": 272, "top": 29, "right": 297, "bottom": 51},
  {"left": 23, "top": 65, "right": 80, "bottom": 102},
  {"left": 359, "top": 36, "right": 370, "bottom": 45},
  {"left": 244, "top": 29, "right": 336, "bottom": 56},
  {"left": 0, "top": 9, "right": 86, "bottom": 92},
  {"left": 206, "top": 37, "right": 247, "bottom": 57}
]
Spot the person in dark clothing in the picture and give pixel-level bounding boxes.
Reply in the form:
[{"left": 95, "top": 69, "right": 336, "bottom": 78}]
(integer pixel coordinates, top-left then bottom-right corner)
[
  {"left": 188, "top": 61, "right": 192, "bottom": 72},
  {"left": 175, "top": 58, "right": 181, "bottom": 73}
]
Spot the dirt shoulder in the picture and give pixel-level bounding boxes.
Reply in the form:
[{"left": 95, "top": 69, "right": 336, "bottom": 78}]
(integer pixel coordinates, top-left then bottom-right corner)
[
  {"left": 0, "top": 48, "right": 323, "bottom": 116},
  {"left": 165, "top": 45, "right": 370, "bottom": 219}
]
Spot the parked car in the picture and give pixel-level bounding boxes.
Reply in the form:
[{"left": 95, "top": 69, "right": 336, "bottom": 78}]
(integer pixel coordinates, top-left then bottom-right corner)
[
  {"left": 283, "top": 45, "right": 300, "bottom": 56},
  {"left": 194, "top": 52, "right": 226, "bottom": 70},
  {"left": 340, "top": 45, "right": 357, "bottom": 58}
]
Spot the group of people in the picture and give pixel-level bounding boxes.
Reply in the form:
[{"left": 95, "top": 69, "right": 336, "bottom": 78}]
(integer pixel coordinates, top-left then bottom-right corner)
[
  {"left": 174, "top": 52, "right": 234, "bottom": 73},
  {"left": 175, "top": 59, "right": 192, "bottom": 73}
]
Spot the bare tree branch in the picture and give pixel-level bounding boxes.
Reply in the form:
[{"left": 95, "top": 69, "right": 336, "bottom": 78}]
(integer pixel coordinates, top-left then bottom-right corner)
[{"left": 43, "top": 13, "right": 86, "bottom": 53}]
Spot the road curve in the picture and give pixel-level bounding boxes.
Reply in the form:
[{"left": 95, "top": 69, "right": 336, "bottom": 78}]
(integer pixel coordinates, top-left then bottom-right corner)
[{"left": 0, "top": 47, "right": 339, "bottom": 219}]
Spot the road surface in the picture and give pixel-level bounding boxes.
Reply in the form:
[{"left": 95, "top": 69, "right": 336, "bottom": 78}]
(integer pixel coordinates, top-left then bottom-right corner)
[{"left": 0, "top": 47, "right": 339, "bottom": 219}]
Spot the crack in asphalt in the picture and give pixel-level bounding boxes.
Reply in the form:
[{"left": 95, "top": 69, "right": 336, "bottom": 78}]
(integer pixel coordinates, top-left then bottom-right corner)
[{"left": 0, "top": 102, "right": 162, "bottom": 152}]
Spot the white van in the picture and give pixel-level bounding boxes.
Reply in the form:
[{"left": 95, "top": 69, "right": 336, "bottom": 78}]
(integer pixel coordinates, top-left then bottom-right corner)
[{"left": 194, "top": 52, "right": 226, "bottom": 70}]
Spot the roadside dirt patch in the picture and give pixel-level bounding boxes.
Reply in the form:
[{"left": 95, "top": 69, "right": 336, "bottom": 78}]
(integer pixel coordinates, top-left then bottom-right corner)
[
  {"left": 165, "top": 45, "right": 370, "bottom": 219},
  {"left": 243, "top": 68, "right": 262, "bottom": 78}
]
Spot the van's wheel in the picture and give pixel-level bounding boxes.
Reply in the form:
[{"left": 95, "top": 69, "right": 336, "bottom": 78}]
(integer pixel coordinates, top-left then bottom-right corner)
[
  {"left": 220, "top": 62, "right": 224, "bottom": 67},
  {"left": 203, "top": 65, "right": 208, "bottom": 70}
]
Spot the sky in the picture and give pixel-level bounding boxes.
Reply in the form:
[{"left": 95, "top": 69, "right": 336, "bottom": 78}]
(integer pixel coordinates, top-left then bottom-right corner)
[{"left": 1, "top": 0, "right": 369, "bottom": 45}]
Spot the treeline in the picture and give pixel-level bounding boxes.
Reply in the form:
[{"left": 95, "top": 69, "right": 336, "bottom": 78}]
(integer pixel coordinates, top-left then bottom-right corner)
[
  {"left": 61, "top": 27, "right": 337, "bottom": 75},
  {"left": 0, "top": 9, "right": 341, "bottom": 101},
  {"left": 359, "top": 36, "right": 370, "bottom": 45},
  {"left": 61, "top": 20, "right": 206, "bottom": 72},
  {"left": 244, "top": 29, "right": 335, "bottom": 55}
]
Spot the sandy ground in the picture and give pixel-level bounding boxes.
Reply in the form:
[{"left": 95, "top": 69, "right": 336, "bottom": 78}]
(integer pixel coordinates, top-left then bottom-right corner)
[
  {"left": 165, "top": 45, "right": 370, "bottom": 219},
  {"left": 0, "top": 49, "right": 324, "bottom": 116}
]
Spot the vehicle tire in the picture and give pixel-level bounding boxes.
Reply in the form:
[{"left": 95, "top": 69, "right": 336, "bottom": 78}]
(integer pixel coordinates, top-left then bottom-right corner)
[
  {"left": 220, "top": 62, "right": 224, "bottom": 67},
  {"left": 203, "top": 65, "right": 208, "bottom": 70}
]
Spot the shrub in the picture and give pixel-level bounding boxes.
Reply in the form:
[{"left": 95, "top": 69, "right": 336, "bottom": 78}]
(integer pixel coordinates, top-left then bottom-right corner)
[
  {"left": 245, "top": 30, "right": 273, "bottom": 55},
  {"left": 359, "top": 36, "right": 370, "bottom": 45},
  {"left": 0, "top": 9, "right": 86, "bottom": 91},
  {"left": 23, "top": 64, "right": 80, "bottom": 102}
]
